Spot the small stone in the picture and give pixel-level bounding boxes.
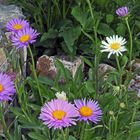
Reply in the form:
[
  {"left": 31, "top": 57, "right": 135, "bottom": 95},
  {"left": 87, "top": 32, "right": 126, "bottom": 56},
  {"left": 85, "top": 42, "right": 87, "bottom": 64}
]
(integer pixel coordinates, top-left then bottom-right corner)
[{"left": 98, "top": 63, "right": 115, "bottom": 76}]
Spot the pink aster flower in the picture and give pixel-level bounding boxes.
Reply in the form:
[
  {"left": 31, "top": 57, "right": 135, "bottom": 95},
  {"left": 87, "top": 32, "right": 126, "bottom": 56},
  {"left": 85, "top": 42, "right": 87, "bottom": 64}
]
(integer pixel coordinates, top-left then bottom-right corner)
[
  {"left": 116, "top": 6, "right": 128, "bottom": 17},
  {"left": 6, "top": 18, "right": 29, "bottom": 33},
  {"left": 0, "top": 73, "right": 15, "bottom": 101},
  {"left": 39, "top": 99, "right": 78, "bottom": 129},
  {"left": 74, "top": 98, "right": 102, "bottom": 124},
  {"left": 11, "top": 27, "right": 39, "bottom": 48}
]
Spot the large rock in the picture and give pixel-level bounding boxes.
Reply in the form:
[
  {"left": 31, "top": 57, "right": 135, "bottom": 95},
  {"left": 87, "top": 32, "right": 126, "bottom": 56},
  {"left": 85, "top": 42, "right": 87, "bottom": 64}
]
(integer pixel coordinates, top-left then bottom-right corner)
[
  {"left": 0, "top": 4, "right": 26, "bottom": 77},
  {"left": 0, "top": 4, "right": 24, "bottom": 27},
  {"left": 98, "top": 61, "right": 140, "bottom": 95},
  {"left": 128, "top": 59, "right": 140, "bottom": 94},
  {"left": 37, "top": 55, "right": 84, "bottom": 82}
]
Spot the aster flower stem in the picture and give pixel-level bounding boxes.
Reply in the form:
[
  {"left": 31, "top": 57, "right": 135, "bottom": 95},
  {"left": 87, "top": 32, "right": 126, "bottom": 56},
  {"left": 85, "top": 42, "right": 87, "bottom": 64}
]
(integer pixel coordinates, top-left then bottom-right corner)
[
  {"left": 0, "top": 103, "right": 11, "bottom": 140},
  {"left": 15, "top": 82, "right": 32, "bottom": 122},
  {"left": 28, "top": 45, "right": 43, "bottom": 104},
  {"left": 80, "top": 122, "right": 86, "bottom": 140},
  {"left": 61, "top": 129, "right": 66, "bottom": 140},
  {"left": 125, "top": 18, "right": 133, "bottom": 68}
]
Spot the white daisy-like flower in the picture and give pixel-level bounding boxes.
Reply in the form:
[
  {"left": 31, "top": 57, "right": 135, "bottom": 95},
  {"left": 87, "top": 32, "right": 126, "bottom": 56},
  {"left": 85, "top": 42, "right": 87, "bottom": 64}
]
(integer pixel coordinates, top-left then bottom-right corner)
[{"left": 100, "top": 35, "right": 127, "bottom": 59}]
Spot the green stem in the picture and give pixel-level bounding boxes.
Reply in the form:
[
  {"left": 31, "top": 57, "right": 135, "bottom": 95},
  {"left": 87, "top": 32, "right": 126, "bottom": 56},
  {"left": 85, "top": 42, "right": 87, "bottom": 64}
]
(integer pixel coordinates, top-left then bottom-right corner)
[
  {"left": 125, "top": 18, "right": 133, "bottom": 68},
  {"left": 61, "top": 129, "right": 66, "bottom": 140},
  {"left": 115, "top": 56, "right": 122, "bottom": 85},
  {"left": 15, "top": 83, "right": 31, "bottom": 122},
  {"left": 115, "top": 56, "right": 121, "bottom": 73},
  {"left": 128, "top": 101, "right": 139, "bottom": 140},
  {"left": 80, "top": 122, "right": 86, "bottom": 140},
  {"left": 86, "top": 0, "right": 99, "bottom": 95},
  {"left": 0, "top": 103, "right": 11, "bottom": 140},
  {"left": 28, "top": 45, "right": 43, "bottom": 104},
  {"left": 63, "top": 0, "right": 66, "bottom": 19},
  {"left": 108, "top": 117, "right": 112, "bottom": 138},
  {"left": 47, "top": 0, "right": 51, "bottom": 28},
  {"left": 114, "top": 109, "right": 120, "bottom": 136}
]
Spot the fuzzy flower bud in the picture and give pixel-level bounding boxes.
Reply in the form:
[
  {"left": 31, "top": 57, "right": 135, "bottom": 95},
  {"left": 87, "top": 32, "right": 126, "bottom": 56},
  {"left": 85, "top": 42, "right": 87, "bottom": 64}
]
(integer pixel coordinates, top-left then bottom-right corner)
[
  {"left": 55, "top": 91, "right": 67, "bottom": 101},
  {"left": 109, "top": 111, "right": 114, "bottom": 116},
  {"left": 120, "top": 102, "right": 125, "bottom": 108}
]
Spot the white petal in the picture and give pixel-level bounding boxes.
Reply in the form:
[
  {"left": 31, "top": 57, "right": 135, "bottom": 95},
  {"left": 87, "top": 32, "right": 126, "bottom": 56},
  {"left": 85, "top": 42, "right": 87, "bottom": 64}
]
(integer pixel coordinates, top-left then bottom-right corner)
[
  {"left": 107, "top": 52, "right": 112, "bottom": 59},
  {"left": 101, "top": 40, "right": 109, "bottom": 46},
  {"left": 106, "top": 36, "right": 113, "bottom": 44},
  {"left": 116, "top": 52, "right": 119, "bottom": 56},
  {"left": 101, "top": 49, "right": 110, "bottom": 52},
  {"left": 118, "top": 51, "right": 122, "bottom": 55}
]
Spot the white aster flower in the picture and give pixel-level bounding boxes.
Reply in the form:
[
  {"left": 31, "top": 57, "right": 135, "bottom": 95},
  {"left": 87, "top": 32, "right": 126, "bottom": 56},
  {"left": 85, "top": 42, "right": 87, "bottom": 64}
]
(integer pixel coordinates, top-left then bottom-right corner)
[
  {"left": 100, "top": 35, "right": 127, "bottom": 58},
  {"left": 55, "top": 91, "right": 67, "bottom": 100}
]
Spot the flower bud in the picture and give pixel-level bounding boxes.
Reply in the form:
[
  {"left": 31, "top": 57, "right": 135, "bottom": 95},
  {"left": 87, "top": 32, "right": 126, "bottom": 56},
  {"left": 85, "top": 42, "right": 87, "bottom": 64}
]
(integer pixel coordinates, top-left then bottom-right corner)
[
  {"left": 109, "top": 111, "right": 114, "bottom": 116},
  {"left": 116, "top": 7, "right": 128, "bottom": 17},
  {"left": 55, "top": 91, "right": 67, "bottom": 101},
  {"left": 120, "top": 102, "right": 125, "bottom": 108}
]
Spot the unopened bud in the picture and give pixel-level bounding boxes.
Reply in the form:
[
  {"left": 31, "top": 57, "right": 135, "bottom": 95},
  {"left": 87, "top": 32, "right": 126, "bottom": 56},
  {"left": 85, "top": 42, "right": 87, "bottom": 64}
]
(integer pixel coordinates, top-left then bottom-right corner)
[
  {"left": 120, "top": 102, "right": 125, "bottom": 108},
  {"left": 55, "top": 91, "right": 67, "bottom": 101},
  {"left": 109, "top": 111, "right": 114, "bottom": 116}
]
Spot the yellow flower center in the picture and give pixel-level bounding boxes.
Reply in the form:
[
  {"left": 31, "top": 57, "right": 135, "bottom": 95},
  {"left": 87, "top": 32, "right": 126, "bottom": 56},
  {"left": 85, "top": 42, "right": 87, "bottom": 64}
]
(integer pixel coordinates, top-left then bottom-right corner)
[
  {"left": 0, "top": 84, "right": 3, "bottom": 92},
  {"left": 80, "top": 106, "right": 93, "bottom": 117},
  {"left": 52, "top": 110, "right": 66, "bottom": 120},
  {"left": 20, "top": 35, "right": 30, "bottom": 43},
  {"left": 13, "top": 24, "right": 23, "bottom": 30},
  {"left": 110, "top": 43, "right": 120, "bottom": 50}
]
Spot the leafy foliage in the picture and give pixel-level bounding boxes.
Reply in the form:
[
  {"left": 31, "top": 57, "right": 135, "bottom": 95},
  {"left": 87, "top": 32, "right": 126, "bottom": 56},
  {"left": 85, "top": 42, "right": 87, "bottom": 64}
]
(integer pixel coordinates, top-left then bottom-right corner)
[{"left": 2, "top": 0, "right": 140, "bottom": 139}]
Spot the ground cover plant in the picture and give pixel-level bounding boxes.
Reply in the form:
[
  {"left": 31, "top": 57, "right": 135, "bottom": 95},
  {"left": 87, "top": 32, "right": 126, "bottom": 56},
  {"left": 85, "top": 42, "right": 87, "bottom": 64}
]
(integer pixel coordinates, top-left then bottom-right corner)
[{"left": 0, "top": 0, "right": 140, "bottom": 140}]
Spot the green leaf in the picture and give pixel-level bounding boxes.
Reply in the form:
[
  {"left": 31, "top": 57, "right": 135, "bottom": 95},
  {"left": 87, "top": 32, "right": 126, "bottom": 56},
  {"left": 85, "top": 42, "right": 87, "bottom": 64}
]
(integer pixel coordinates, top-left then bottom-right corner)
[
  {"left": 71, "top": 6, "right": 88, "bottom": 28},
  {"left": 95, "top": 0, "right": 110, "bottom": 7},
  {"left": 106, "top": 14, "right": 114, "bottom": 23},
  {"left": 13, "top": 121, "right": 21, "bottom": 140},
  {"left": 28, "top": 132, "right": 47, "bottom": 140},
  {"left": 135, "top": 20, "right": 140, "bottom": 29},
  {"left": 81, "top": 56, "right": 93, "bottom": 67},
  {"left": 97, "top": 23, "right": 115, "bottom": 36},
  {"left": 116, "top": 23, "right": 126, "bottom": 36},
  {"left": 131, "top": 121, "right": 140, "bottom": 138},
  {"left": 55, "top": 59, "right": 71, "bottom": 82},
  {"left": 40, "top": 29, "right": 58, "bottom": 42},
  {"left": 68, "top": 136, "right": 77, "bottom": 140},
  {"left": 85, "top": 81, "right": 95, "bottom": 93},
  {"left": 74, "top": 64, "right": 83, "bottom": 85},
  {"left": 59, "top": 26, "right": 81, "bottom": 53}
]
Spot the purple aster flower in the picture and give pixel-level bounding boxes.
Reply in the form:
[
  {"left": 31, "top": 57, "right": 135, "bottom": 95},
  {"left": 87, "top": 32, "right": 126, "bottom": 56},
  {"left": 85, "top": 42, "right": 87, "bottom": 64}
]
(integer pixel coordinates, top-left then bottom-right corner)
[
  {"left": 6, "top": 18, "right": 29, "bottom": 33},
  {"left": 0, "top": 73, "right": 15, "bottom": 101},
  {"left": 116, "top": 6, "right": 128, "bottom": 17},
  {"left": 74, "top": 98, "right": 102, "bottom": 124},
  {"left": 11, "top": 27, "right": 39, "bottom": 48},
  {"left": 39, "top": 99, "right": 78, "bottom": 129}
]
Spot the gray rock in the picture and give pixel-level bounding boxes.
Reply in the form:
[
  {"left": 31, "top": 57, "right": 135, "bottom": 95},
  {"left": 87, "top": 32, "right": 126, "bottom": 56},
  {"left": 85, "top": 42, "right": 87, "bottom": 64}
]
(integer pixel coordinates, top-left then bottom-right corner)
[
  {"left": 0, "top": 4, "right": 24, "bottom": 27},
  {"left": 0, "top": 4, "right": 27, "bottom": 77}
]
